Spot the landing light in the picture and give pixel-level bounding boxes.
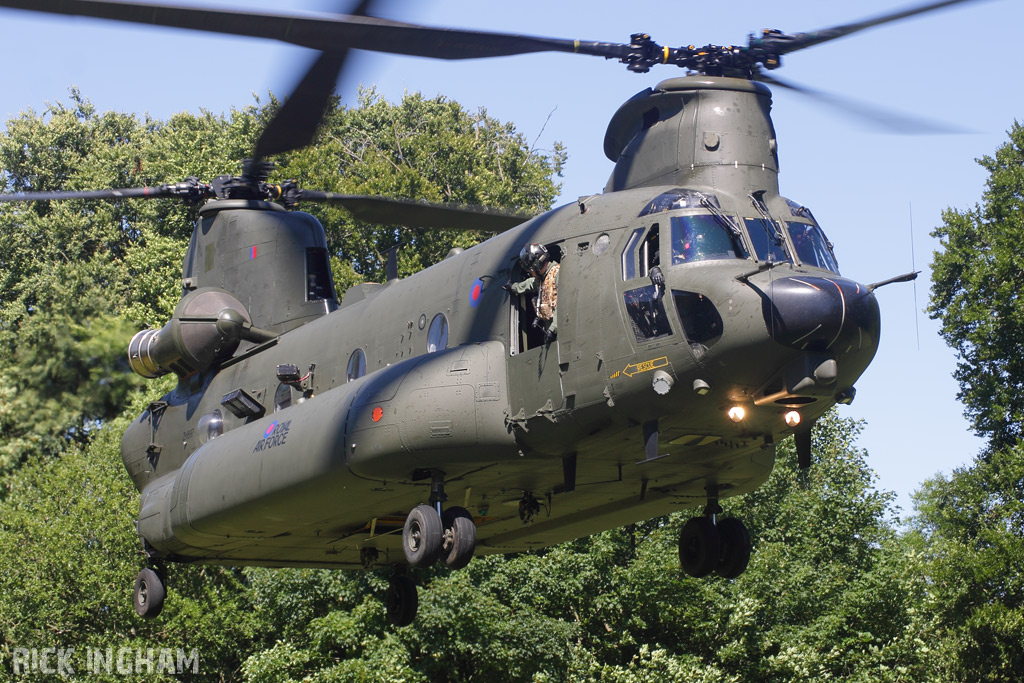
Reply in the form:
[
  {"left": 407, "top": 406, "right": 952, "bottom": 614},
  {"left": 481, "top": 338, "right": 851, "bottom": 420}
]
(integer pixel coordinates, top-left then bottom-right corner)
[
  {"left": 727, "top": 406, "right": 746, "bottom": 422},
  {"left": 784, "top": 411, "right": 801, "bottom": 427}
]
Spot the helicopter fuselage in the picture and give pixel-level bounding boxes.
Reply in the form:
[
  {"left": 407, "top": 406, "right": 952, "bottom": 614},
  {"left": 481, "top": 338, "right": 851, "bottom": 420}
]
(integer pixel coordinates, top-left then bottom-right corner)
[{"left": 122, "top": 176, "right": 879, "bottom": 569}]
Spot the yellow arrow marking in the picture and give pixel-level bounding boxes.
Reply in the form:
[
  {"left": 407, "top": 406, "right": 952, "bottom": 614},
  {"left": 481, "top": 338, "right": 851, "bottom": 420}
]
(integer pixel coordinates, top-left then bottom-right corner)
[{"left": 623, "top": 356, "right": 669, "bottom": 378}]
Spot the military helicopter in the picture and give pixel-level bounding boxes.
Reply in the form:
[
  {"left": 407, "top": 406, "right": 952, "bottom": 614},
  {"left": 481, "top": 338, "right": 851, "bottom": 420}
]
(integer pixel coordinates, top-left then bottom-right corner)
[{"left": 0, "top": 0, "right": 976, "bottom": 627}]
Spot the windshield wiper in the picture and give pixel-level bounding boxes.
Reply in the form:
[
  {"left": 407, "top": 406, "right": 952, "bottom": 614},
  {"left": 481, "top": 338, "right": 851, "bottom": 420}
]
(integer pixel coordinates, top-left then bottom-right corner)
[
  {"left": 698, "top": 192, "right": 743, "bottom": 239},
  {"left": 749, "top": 191, "right": 787, "bottom": 247}
]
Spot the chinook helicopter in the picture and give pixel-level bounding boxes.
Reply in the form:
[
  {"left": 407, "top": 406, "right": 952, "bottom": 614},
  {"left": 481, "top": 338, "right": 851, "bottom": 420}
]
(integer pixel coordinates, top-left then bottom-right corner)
[{"left": 0, "top": 0, "right": 978, "bottom": 627}]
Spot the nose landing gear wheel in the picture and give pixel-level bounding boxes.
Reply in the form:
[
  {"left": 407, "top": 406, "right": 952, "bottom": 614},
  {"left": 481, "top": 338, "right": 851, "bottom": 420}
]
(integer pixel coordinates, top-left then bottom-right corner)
[
  {"left": 385, "top": 575, "right": 418, "bottom": 627},
  {"left": 133, "top": 568, "right": 165, "bottom": 619},
  {"left": 403, "top": 504, "right": 443, "bottom": 567},
  {"left": 441, "top": 505, "right": 477, "bottom": 570},
  {"left": 678, "top": 516, "right": 721, "bottom": 578},
  {"left": 715, "top": 517, "right": 751, "bottom": 579}
]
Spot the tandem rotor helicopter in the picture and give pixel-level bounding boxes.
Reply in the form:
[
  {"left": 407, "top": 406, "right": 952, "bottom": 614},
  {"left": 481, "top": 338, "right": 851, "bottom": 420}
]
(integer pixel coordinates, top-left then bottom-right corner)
[{"left": 0, "top": 0, "right": 986, "bottom": 626}]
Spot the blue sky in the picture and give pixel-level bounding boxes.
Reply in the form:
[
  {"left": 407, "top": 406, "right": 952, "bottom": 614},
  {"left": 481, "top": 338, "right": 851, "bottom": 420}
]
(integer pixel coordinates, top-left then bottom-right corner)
[{"left": 2, "top": 0, "right": 1020, "bottom": 515}]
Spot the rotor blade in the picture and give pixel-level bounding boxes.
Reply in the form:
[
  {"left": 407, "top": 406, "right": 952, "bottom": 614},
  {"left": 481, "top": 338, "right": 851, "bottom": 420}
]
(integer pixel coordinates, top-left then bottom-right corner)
[
  {"left": 0, "top": 0, "right": 628, "bottom": 61},
  {"left": 755, "top": 70, "right": 970, "bottom": 134},
  {"left": 774, "top": 0, "right": 990, "bottom": 55},
  {"left": 300, "top": 192, "right": 533, "bottom": 232},
  {"left": 251, "top": 0, "right": 374, "bottom": 162},
  {"left": 0, "top": 180, "right": 210, "bottom": 203}
]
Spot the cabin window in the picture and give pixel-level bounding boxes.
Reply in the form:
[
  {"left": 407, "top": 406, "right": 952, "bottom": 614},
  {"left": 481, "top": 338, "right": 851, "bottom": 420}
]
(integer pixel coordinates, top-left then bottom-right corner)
[
  {"left": 744, "top": 218, "right": 789, "bottom": 263},
  {"left": 623, "top": 285, "right": 672, "bottom": 342},
  {"left": 346, "top": 348, "right": 366, "bottom": 381},
  {"left": 787, "top": 222, "right": 839, "bottom": 273},
  {"left": 670, "top": 215, "right": 745, "bottom": 264},
  {"left": 427, "top": 314, "right": 449, "bottom": 353},
  {"left": 305, "top": 247, "right": 334, "bottom": 301}
]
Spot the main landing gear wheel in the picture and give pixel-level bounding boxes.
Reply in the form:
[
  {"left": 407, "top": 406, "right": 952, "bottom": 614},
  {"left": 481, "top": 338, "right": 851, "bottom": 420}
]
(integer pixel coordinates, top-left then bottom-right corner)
[
  {"left": 715, "top": 517, "right": 751, "bottom": 579},
  {"left": 133, "top": 568, "right": 165, "bottom": 619},
  {"left": 678, "top": 517, "right": 721, "bottom": 578},
  {"left": 403, "top": 504, "right": 443, "bottom": 567},
  {"left": 385, "top": 575, "right": 418, "bottom": 627},
  {"left": 441, "top": 505, "right": 477, "bottom": 570}
]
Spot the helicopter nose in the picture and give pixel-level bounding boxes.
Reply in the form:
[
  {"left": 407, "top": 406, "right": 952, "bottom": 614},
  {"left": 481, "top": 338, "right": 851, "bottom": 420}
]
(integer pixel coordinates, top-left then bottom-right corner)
[{"left": 764, "top": 276, "right": 880, "bottom": 352}]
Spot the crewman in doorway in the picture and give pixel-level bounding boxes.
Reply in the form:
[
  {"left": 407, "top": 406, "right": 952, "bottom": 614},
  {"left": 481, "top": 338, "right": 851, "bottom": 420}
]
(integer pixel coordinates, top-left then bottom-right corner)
[{"left": 510, "top": 242, "right": 560, "bottom": 341}]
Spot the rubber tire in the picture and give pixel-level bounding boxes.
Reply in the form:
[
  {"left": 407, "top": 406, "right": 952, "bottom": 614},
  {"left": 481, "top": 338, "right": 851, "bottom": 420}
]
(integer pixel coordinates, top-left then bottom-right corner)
[
  {"left": 133, "top": 568, "right": 165, "bottom": 619},
  {"left": 403, "top": 504, "right": 443, "bottom": 567},
  {"left": 678, "top": 517, "right": 721, "bottom": 578},
  {"left": 384, "top": 575, "right": 418, "bottom": 627},
  {"left": 441, "top": 506, "right": 477, "bottom": 570},
  {"left": 716, "top": 517, "right": 751, "bottom": 579}
]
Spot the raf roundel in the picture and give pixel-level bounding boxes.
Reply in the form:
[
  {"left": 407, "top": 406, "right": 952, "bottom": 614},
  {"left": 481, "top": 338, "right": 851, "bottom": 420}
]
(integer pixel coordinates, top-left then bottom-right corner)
[
  {"left": 469, "top": 278, "right": 485, "bottom": 308},
  {"left": 264, "top": 421, "right": 277, "bottom": 438}
]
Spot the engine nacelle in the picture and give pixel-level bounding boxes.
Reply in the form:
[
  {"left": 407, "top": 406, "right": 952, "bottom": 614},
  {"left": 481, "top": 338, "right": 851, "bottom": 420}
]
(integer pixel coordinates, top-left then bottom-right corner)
[{"left": 127, "top": 288, "right": 251, "bottom": 378}]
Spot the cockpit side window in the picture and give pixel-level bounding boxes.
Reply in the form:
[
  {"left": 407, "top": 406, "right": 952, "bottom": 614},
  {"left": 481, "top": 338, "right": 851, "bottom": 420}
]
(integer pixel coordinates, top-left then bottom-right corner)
[
  {"left": 671, "top": 215, "right": 745, "bottom": 264},
  {"left": 621, "top": 225, "right": 661, "bottom": 281},
  {"left": 744, "top": 218, "right": 789, "bottom": 263},
  {"left": 621, "top": 227, "right": 645, "bottom": 280},
  {"left": 639, "top": 224, "right": 660, "bottom": 278},
  {"left": 623, "top": 285, "right": 672, "bottom": 342},
  {"left": 787, "top": 222, "right": 840, "bottom": 273}
]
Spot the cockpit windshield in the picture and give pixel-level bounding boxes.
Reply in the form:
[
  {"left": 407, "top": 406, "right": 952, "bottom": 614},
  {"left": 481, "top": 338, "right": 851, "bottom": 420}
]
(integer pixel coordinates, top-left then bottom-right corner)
[
  {"left": 787, "top": 222, "right": 840, "bottom": 273},
  {"left": 744, "top": 218, "right": 789, "bottom": 263},
  {"left": 670, "top": 215, "right": 746, "bottom": 265}
]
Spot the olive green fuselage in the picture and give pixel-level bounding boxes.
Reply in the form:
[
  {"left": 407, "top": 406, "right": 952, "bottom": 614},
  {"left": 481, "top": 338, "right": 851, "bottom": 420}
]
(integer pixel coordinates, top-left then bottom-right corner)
[{"left": 121, "top": 76, "right": 880, "bottom": 569}]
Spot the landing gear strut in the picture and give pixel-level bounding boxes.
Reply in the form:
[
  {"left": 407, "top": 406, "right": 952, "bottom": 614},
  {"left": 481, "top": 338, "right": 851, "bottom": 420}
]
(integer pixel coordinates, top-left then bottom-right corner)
[
  {"left": 391, "top": 472, "right": 478, "bottom": 625},
  {"left": 678, "top": 486, "right": 751, "bottom": 580}
]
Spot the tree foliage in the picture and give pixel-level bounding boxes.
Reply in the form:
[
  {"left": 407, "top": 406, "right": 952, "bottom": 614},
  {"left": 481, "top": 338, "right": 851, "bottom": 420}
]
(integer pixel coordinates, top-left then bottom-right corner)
[
  {"left": 0, "top": 88, "right": 564, "bottom": 473},
  {"left": 3, "top": 88, "right": 1022, "bottom": 682},
  {"left": 922, "top": 120, "right": 1024, "bottom": 682},
  {"left": 930, "top": 121, "right": 1024, "bottom": 451},
  {"left": 911, "top": 445, "right": 1024, "bottom": 682}
]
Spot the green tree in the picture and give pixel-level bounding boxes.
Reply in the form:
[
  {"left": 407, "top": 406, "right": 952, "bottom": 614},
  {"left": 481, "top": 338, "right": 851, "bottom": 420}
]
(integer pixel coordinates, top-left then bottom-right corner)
[
  {"left": 922, "top": 121, "right": 1024, "bottom": 682},
  {"left": 0, "top": 92, "right": 250, "bottom": 472},
  {"left": 0, "top": 86, "right": 565, "bottom": 679},
  {"left": 0, "top": 88, "right": 564, "bottom": 473},
  {"left": 911, "top": 447, "right": 1024, "bottom": 682},
  {"left": 930, "top": 121, "right": 1024, "bottom": 451},
  {"left": 0, "top": 400, "right": 264, "bottom": 682},
  {"left": 277, "top": 88, "right": 565, "bottom": 289}
]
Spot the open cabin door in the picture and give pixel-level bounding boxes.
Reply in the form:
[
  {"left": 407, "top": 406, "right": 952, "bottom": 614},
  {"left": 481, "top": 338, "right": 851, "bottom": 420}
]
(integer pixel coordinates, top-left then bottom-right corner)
[{"left": 506, "top": 243, "right": 571, "bottom": 424}]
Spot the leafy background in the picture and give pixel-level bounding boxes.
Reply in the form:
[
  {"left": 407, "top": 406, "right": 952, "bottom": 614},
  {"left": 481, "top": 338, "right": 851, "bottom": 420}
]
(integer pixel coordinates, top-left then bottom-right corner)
[{"left": 0, "top": 92, "right": 1020, "bottom": 681}]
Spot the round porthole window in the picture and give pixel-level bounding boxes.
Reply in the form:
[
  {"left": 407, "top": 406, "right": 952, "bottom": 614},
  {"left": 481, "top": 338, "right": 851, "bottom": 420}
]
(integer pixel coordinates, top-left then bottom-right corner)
[
  {"left": 197, "top": 410, "right": 223, "bottom": 445},
  {"left": 427, "top": 313, "right": 448, "bottom": 353}
]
